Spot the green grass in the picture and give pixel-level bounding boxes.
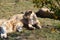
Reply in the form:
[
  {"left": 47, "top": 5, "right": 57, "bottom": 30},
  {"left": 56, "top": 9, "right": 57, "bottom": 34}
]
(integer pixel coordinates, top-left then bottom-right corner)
[
  {"left": 0, "top": 0, "right": 60, "bottom": 40},
  {"left": 1, "top": 28, "right": 60, "bottom": 40},
  {"left": 0, "top": 0, "right": 38, "bottom": 19}
]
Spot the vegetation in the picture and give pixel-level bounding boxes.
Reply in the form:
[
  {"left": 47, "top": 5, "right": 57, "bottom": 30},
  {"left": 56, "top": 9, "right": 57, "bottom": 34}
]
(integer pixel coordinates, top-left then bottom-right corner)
[{"left": 33, "top": 0, "right": 60, "bottom": 19}]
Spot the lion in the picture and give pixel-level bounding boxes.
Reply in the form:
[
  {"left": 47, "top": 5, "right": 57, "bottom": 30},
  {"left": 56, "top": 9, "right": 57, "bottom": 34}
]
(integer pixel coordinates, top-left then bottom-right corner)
[
  {"left": 9, "top": 10, "right": 42, "bottom": 29},
  {"left": 0, "top": 17, "right": 23, "bottom": 38},
  {"left": 23, "top": 10, "right": 42, "bottom": 29}
]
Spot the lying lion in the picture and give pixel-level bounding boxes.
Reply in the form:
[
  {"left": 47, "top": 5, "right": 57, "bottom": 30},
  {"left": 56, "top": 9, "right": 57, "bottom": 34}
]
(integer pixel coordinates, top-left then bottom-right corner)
[
  {"left": 24, "top": 10, "right": 42, "bottom": 29},
  {"left": 10, "top": 10, "right": 42, "bottom": 29},
  {"left": 0, "top": 17, "right": 23, "bottom": 38}
]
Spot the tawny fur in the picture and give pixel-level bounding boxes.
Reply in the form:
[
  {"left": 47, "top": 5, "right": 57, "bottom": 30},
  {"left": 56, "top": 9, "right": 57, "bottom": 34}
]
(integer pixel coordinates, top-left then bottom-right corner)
[
  {"left": 3, "top": 17, "right": 23, "bottom": 33},
  {"left": 0, "top": 16, "right": 23, "bottom": 38}
]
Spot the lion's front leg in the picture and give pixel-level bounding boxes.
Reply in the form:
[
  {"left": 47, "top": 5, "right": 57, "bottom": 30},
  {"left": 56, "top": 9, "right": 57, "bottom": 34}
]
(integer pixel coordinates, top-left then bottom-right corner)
[
  {"left": 28, "top": 24, "right": 36, "bottom": 30},
  {"left": 36, "top": 20, "right": 42, "bottom": 29},
  {"left": 36, "top": 23, "right": 42, "bottom": 29}
]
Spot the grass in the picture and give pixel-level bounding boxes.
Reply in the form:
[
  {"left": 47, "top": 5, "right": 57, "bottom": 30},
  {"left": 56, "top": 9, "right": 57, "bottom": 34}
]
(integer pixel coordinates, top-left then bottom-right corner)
[
  {"left": 1, "top": 28, "right": 60, "bottom": 40},
  {"left": 0, "top": 0, "right": 38, "bottom": 19},
  {"left": 0, "top": 0, "right": 60, "bottom": 40}
]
